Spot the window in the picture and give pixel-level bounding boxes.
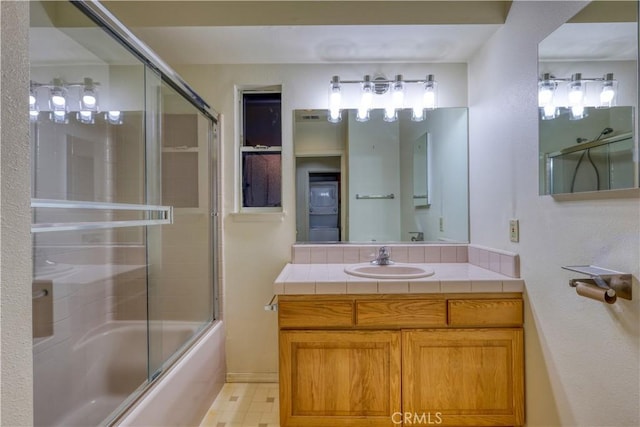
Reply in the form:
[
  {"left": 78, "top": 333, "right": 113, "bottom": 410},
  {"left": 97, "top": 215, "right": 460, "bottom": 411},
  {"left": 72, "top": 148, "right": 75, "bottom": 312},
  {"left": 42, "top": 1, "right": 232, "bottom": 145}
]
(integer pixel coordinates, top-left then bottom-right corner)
[{"left": 241, "top": 91, "right": 282, "bottom": 209}]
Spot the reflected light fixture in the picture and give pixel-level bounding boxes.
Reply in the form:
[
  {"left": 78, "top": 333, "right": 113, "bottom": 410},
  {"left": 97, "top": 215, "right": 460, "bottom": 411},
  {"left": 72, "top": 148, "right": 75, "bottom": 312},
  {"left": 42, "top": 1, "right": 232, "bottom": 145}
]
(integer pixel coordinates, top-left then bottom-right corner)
[
  {"left": 599, "top": 73, "right": 617, "bottom": 108},
  {"left": 327, "top": 73, "right": 439, "bottom": 123},
  {"left": 77, "top": 110, "right": 95, "bottom": 124},
  {"left": 568, "top": 73, "right": 586, "bottom": 120},
  {"left": 31, "top": 77, "right": 104, "bottom": 125},
  {"left": 106, "top": 110, "right": 123, "bottom": 125},
  {"left": 538, "top": 72, "right": 616, "bottom": 120},
  {"left": 80, "top": 77, "right": 98, "bottom": 111},
  {"left": 49, "top": 78, "right": 67, "bottom": 115},
  {"left": 29, "top": 84, "right": 39, "bottom": 122}
]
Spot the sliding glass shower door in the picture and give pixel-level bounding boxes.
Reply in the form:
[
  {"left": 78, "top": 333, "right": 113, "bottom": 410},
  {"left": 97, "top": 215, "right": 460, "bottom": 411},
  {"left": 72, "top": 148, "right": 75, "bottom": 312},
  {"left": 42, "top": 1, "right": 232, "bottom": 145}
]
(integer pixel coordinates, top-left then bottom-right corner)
[{"left": 30, "top": 1, "right": 218, "bottom": 425}]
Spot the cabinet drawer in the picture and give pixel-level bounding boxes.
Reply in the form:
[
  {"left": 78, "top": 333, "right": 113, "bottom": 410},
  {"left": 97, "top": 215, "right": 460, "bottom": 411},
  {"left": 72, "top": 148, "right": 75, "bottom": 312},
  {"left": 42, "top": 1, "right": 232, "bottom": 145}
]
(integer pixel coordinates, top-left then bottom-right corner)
[
  {"left": 448, "top": 299, "right": 523, "bottom": 327},
  {"left": 279, "top": 300, "right": 354, "bottom": 328},
  {"left": 356, "top": 299, "right": 446, "bottom": 328}
]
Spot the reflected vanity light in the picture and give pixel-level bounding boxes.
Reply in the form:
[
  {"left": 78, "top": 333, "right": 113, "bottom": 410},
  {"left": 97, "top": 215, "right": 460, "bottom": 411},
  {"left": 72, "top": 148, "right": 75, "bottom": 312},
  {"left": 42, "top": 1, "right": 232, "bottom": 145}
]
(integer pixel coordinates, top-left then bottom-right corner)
[
  {"left": 538, "top": 72, "right": 617, "bottom": 120},
  {"left": 30, "top": 77, "right": 103, "bottom": 124},
  {"left": 328, "top": 73, "right": 439, "bottom": 123},
  {"left": 106, "top": 110, "right": 123, "bottom": 125}
]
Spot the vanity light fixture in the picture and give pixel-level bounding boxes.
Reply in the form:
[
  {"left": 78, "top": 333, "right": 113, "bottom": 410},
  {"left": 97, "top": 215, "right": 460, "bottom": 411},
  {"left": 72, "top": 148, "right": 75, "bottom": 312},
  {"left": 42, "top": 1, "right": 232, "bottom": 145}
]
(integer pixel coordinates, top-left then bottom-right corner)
[
  {"left": 538, "top": 73, "right": 558, "bottom": 120},
  {"left": 30, "top": 77, "right": 102, "bottom": 124},
  {"left": 328, "top": 76, "right": 342, "bottom": 123},
  {"left": 538, "top": 72, "right": 617, "bottom": 120},
  {"left": 328, "top": 73, "right": 439, "bottom": 123},
  {"left": 599, "top": 73, "right": 617, "bottom": 108},
  {"left": 80, "top": 77, "right": 98, "bottom": 112}
]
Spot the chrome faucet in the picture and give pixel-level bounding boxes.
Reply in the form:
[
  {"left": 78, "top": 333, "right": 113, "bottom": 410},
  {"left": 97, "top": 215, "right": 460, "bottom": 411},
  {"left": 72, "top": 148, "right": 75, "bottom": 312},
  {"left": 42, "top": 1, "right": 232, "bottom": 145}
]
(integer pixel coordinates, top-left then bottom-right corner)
[{"left": 372, "top": 246, "right": 392, "bottom": 265}]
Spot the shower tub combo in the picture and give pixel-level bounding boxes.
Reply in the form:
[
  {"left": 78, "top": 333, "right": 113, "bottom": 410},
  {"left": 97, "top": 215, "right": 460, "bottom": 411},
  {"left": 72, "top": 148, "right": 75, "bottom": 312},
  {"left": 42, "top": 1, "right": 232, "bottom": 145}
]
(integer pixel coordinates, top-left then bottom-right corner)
[{"left": 29, "top": 0, "right": 222, "bottom": 424}]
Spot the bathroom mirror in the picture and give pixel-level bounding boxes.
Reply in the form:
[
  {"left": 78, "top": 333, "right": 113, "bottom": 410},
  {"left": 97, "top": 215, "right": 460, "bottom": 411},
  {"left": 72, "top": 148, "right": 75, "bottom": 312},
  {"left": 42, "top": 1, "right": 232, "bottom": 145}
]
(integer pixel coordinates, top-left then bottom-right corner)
[
  {"left": 538, "top": 1, "right": 639, "bottom": 195},
  {"left": 294, "top": 108, "right": 469, "bottom": 243}
]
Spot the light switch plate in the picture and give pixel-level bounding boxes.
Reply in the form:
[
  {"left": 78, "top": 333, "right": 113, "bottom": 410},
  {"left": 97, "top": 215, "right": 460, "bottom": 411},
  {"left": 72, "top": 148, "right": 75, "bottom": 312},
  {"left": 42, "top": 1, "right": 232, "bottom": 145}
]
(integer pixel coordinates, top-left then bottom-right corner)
[{"left": 509, "top": 219, "right": 519, "bottom": 242}]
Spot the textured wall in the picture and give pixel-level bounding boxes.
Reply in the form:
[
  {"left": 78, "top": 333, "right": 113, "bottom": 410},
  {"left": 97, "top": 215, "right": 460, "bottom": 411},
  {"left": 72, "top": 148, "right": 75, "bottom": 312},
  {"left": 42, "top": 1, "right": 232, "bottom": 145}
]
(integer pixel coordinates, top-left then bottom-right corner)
[
  {"left": 174, "top": 62, "right": 467, "bottom": 378},
  {"left": 468, "top": 2, "right": 640, "bottom": 426},
  {"left": 1, "top": 1, "right": 34, "bottom": 425}
]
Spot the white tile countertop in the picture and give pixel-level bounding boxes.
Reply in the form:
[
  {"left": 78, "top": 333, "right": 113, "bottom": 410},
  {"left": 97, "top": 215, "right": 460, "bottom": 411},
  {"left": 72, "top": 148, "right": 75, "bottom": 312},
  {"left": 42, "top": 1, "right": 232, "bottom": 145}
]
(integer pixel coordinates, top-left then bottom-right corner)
[{"left": 274, "top": 262, "right": 525, "bottom": 295}]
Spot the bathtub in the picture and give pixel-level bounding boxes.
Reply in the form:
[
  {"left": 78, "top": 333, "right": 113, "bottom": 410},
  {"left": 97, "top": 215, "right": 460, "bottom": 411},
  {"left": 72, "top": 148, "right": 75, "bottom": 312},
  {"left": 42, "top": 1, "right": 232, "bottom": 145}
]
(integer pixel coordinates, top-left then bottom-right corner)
[{"left": 34, "top": 320, "right": 225, "bottom": 427}]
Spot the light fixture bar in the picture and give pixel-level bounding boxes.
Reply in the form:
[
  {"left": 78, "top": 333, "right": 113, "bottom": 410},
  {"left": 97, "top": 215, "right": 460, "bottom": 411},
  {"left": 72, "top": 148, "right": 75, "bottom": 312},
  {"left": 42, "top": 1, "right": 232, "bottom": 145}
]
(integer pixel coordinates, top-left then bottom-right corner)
[
  {"left": 537, "top": 72, "right": 617, "bottom": 120},
  {"left": 328, "top": 73, "right": 439, "bottom": 123}
]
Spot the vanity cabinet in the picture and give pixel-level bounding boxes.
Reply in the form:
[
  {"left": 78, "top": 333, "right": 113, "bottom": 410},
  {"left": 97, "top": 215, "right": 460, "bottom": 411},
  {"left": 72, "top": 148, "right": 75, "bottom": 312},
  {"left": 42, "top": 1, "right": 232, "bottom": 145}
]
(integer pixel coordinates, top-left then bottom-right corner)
[{"left": 278, "top": 294, "right": 524, "bottom": 427}]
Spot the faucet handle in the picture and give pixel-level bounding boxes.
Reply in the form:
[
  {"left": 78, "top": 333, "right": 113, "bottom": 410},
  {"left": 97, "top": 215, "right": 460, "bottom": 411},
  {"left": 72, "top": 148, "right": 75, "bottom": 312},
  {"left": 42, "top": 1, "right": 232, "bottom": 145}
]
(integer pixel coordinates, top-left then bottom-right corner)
[{"left": 379, "top": 246, "right": 390, "bottom": 255}]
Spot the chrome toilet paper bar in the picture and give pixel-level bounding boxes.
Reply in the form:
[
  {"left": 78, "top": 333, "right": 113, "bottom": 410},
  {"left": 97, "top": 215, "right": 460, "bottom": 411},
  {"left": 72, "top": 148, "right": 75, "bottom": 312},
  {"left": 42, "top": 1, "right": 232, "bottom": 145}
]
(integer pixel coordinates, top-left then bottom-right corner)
[{"left": 563, "top": 265, "right": 632, "bottom": 303}]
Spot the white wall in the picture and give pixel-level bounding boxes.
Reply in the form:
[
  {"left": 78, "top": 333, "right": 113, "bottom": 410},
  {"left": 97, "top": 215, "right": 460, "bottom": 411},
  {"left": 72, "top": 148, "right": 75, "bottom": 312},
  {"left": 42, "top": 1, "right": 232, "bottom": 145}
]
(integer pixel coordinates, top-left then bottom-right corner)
[
  {"left": 0, "top": 1, "right": 33, "bottom": 425},
  {"left": 348, "top": 110, "right": 401, "bottom": 242},
  {"left": 415, "top": 108, "right": 469, "bottom": 242},
  {"left": 175, "top": 62, "right": 467, "bottom": 378},
  {"left": 468, "top": 2, "right": 639, "bottom": 426}
]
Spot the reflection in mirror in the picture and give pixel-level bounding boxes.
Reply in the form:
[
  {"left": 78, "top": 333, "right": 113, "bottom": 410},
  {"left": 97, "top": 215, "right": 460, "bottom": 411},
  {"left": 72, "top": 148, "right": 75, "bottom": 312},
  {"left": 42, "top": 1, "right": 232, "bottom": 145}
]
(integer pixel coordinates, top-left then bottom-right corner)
[
  {"left": 538, "top": 1, "right": 638, "bottom": 195},
  {"left": 540, "top": 106, "right": 635, "bottom": 194},
  {"left": 413, "top": 136, "right": 429, "bottom": 208},
  {"left": 294, "top": 108, "right": 468, "bottom": 243}
]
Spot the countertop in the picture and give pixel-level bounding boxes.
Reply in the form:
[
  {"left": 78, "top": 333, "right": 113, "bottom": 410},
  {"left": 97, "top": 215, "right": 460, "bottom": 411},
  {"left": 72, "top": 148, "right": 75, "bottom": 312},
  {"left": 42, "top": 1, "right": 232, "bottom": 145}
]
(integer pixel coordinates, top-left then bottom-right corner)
[{"left": 274, "top": 262, "right": 524, "bottom": 295}]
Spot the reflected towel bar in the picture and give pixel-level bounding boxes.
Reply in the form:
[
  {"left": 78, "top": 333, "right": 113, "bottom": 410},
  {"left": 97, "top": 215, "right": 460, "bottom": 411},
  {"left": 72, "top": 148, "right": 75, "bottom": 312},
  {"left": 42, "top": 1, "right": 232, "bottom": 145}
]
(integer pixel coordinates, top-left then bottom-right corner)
[
  {"left": 31, "top": 199, "right": 173, "bottom": 233},
  {"left": 356, "top": 193, "right": 395, "bottom": 200}
]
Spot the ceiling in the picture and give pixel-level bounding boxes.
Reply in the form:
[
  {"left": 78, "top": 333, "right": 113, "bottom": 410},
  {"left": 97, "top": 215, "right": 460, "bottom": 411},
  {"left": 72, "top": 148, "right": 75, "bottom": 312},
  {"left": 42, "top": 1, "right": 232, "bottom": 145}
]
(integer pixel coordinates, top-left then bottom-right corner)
[
  {"left": 30, "top": 1, "right": 637, "bottom": 66},
  {"left": 129, "top": 24, "right": 502, "bottom": 64},
  {"left": 99, "top": 0, "right": 511, "bottom": 64}
]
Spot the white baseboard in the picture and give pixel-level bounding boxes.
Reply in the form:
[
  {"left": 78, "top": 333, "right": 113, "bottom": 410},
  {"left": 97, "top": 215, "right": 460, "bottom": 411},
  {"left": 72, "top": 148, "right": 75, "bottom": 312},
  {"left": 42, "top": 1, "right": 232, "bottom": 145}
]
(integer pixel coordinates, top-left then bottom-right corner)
[{"left": 226, "top": 372, "right": 278, "bottom": 383}]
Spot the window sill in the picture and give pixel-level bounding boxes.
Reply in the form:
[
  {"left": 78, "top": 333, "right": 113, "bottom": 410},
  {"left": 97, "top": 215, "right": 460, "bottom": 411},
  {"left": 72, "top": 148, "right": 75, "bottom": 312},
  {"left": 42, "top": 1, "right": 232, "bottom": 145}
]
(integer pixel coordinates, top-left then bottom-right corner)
[{"left": 229, "top": 211, "right": 286, "bottom": 223}]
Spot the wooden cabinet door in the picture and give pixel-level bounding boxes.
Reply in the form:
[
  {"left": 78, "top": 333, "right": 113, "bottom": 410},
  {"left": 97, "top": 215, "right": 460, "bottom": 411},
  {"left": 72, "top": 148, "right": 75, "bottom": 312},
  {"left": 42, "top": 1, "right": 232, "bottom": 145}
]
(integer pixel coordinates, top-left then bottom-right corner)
[
  {"left": 279, "top": 330, "right": 401, "bottom": 427},
  {"left": 402, "top": 329, "right": 524, "bottom": 426}
]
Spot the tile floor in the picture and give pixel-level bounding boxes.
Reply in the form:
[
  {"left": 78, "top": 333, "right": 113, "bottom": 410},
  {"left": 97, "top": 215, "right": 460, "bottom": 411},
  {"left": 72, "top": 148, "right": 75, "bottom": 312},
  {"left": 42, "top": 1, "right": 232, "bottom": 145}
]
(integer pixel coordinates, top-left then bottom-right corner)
[{"left": 199, "top": 383, "right": 280, "bottom": 427}]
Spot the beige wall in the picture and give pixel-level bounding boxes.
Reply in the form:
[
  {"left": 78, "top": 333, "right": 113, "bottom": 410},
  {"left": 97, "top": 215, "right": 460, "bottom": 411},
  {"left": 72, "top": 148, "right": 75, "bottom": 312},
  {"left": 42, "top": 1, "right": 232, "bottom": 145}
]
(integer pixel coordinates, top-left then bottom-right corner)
[
  {"left": 468, "top": 2, "right": 639, "bottom": 426},
  {"left": 0, "top": 1, "right": 33, "bottom": 425},
  {"left": 175, "top": 62, "right": 467, "bottom": 377}
]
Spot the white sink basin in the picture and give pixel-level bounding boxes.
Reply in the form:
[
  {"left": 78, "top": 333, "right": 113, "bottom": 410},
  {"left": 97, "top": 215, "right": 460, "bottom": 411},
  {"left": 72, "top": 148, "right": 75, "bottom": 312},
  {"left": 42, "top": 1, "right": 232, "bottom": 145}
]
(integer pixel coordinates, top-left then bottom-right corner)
[{"left": 344, "top": 263, "right": 435, "bottom": 279}]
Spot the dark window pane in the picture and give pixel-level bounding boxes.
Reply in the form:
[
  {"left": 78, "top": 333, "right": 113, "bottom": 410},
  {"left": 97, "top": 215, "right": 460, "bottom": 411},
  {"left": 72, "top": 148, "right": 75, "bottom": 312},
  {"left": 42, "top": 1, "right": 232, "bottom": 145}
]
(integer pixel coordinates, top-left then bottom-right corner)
[
  {"left": 242, "top": 152, "right": 281, "bottom": 207},
  {"left": 243, "top": 93, "right": 281, "bottom": 147}
]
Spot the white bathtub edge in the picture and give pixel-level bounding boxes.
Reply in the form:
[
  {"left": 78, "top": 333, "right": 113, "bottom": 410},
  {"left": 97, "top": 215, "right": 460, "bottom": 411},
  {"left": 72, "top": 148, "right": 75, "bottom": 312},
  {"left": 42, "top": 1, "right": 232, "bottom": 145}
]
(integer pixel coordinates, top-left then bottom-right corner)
[{"left": 116, "top": 321, "right": 226, "bottom": 427}]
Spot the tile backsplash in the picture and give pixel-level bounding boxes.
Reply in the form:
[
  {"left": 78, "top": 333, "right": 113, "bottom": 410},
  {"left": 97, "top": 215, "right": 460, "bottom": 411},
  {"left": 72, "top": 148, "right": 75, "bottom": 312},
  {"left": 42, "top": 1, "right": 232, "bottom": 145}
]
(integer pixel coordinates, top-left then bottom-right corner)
[{"left": 291, "top": 244, "right": 520, "bottom": 278}]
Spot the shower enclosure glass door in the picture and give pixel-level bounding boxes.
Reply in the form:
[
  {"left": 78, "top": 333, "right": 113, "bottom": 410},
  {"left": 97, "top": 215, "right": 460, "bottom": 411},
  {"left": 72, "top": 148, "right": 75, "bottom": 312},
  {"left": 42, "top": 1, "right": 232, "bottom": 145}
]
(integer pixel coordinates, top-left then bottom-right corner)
[{"left": 29, "top": 1, "right": 217, "bottom": 425}]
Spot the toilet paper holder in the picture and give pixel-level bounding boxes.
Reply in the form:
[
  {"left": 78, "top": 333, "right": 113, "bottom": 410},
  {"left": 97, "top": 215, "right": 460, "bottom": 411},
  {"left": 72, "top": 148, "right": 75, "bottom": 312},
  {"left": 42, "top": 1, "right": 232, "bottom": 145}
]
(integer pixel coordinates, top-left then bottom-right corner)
[{"left": 563, "top": 265, "right": 632, "bottom": 301}]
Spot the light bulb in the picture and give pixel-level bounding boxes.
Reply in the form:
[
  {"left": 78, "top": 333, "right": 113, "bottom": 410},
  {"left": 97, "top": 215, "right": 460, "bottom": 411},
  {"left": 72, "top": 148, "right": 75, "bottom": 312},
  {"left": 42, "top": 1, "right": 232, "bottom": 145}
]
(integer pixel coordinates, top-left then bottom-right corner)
[
  {"left": 599, "top": 74, "right": 617, "bottom": 108},
  {"left": 106, "top": 110, "right": 123, "bottom": 125},
  {"left": 77, "top": 110, "right": 94, "bottom": 124},
  {"left": 423, "top": 90, "right": 436, "bottom": 110},
  {"left": 82, "top": 93, "right": 97, "bottom": 109},
  {"left": 412, "top": 105, "right": 425, "bottom": 122},
  {"left": 356, "top": 106, "right": 370, "bottom": 122},
  {"left": 51, "top": 93, "right": 66, "bottom": 109},
  {"left": 327, "top": 76, "right": 342, "bottom": 123},
  {"left": 384, "top": 105, "right": 397, "bottom": 122},
  {"left": 328, "top": 108, "right": 341, "bottom": 123},
  {"left": 568, "top": 87, "right": 584, "bottom": 105},
  {"left": 570, "top": 105, "right": 586, "bottom": 120},
  {"left": 422, "top": 75, "right": 437, "bottom": 110},
  {"left": 51, "top": 110, "right": 67, "bottom": 124},
  {"left": 29, "top": 94, "right": 36, "bottom": 108},
  {"left": 542, "top": 103, "right": 557, "bottom": 120},
  {"left": 538, "top": 87, "right": 553, "bottom": 107}
]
